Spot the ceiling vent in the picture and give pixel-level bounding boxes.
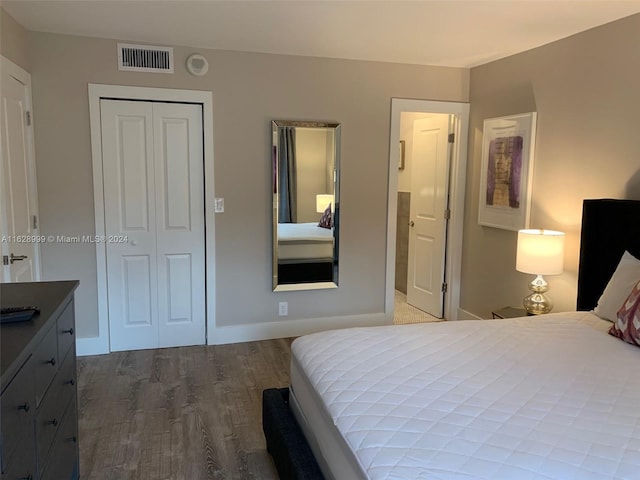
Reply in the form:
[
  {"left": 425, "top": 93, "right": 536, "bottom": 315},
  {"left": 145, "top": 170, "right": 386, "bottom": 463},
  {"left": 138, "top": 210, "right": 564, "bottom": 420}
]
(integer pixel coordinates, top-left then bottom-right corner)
[{"left": 117, "top": 43, "right": 174, "bottom": 73}]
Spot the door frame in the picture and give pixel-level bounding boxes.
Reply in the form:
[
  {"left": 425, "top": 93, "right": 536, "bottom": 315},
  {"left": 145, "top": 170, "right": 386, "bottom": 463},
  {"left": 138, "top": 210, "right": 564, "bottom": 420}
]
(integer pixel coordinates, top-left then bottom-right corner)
[
  {"left": 85, "top": 84, "right": 214, "bottom": 355},
  {"left": 386, "top": 98, "right": 469, "bottom": 321},
  {"left": 0, "top": 55, "right": 42, "bottom": 282}
]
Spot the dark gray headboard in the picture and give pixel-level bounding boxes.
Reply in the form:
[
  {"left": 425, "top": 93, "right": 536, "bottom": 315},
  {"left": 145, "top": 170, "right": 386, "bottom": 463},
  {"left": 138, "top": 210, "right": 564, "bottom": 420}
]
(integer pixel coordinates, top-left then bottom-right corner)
[{"left": 577, "top": 199, "right": 640, "bottom": 311}]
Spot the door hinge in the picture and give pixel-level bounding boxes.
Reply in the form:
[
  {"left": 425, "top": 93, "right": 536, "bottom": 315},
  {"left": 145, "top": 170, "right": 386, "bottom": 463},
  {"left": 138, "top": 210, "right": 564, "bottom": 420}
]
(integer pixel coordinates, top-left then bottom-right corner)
[
  {"left": 444, "top": 208, "right": 451, "bottom": 220},
  {"left": 32, "top": 215, "right": 38, "bottom": 229},
  {"left": 448, "top": 132, "right": 455, "bottom": 143},
  {"left": 442, "top": 282, "right": 448, "bottom": 293},
  {"left": 26, "top": 111, "right": 32, "bottom": 126}
]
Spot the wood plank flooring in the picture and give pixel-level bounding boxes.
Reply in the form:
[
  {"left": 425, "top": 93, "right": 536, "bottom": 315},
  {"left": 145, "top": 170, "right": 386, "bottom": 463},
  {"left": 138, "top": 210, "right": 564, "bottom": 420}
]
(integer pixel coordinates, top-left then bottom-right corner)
[{"left": 76, "top": 338, "right": 293, "bottom": 480}]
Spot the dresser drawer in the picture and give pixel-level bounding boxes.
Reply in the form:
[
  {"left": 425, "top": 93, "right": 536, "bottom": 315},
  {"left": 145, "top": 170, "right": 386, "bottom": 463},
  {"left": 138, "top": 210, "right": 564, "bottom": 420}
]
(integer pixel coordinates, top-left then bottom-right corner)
[
  {"left": 56, "top": 302, "right": 75, "bottom": 362},
  {"left": 54, "top": 347, "right": 77, "bottom": 411},
  {"left": 34, "top": 325, "right": 58, "bottom": 406},
  {"left": 35, "top": 347, "right": 76, "bottom": 472},
  {"left": 0, "top": 426, "right": 37, "bottom": 480},
  {"left": 0, "top": 357, "right": 34, "bottom": 473},
  {"left": 41, "top": 398, "right": 79, "bottom": 480}
]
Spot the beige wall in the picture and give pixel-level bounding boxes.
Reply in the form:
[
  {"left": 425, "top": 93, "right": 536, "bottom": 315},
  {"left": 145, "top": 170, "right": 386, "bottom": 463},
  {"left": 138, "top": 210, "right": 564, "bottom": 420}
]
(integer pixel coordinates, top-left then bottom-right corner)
[
  {"left": 461, "top": 14, "right": 640, "bottom": 318},
  {"left": 26, "top": 31, "right": 469, "bottom": 338},
  {"left": 0, "top": 8, "right": 28, "bottom": 69},
  {"left": 295, "top": 128, "right": 331, "bottom": 223}
]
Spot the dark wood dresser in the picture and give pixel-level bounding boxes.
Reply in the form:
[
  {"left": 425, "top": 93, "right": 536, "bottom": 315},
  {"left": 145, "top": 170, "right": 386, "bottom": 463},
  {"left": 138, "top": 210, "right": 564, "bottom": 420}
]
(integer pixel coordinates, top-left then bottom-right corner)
[{"left": 1, "top": 281, "right": 79, "bottom": 480}]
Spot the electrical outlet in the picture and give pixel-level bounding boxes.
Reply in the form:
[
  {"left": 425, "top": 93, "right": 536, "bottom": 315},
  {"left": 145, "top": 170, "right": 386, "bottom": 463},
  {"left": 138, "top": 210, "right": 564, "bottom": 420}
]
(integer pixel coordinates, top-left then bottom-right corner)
[
  {"left": 214, "top": 198, "right": 224, "bottom": 213},
  {"left": 278, "top": 301, "right": 288, "bottom": 316}
]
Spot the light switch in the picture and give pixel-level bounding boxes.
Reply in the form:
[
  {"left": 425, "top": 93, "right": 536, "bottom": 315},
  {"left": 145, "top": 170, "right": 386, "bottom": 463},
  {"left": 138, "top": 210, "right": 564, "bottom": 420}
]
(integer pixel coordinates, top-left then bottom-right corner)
[{"left": 214, "top": 198, "right": 224, "bottom": 213}]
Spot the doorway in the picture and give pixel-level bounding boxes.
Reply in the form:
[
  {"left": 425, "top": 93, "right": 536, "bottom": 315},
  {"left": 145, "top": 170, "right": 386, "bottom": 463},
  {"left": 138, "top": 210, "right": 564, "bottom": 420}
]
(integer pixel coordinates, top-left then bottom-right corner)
[
  {"left": 386, "top": 99, "right": 470, "bottom": 322},
  {"left": 86, "top": 85, "right": 215, "bottom": 355},
  {"left": 398, "top": 113, "right": 453, "bottom": 318}
]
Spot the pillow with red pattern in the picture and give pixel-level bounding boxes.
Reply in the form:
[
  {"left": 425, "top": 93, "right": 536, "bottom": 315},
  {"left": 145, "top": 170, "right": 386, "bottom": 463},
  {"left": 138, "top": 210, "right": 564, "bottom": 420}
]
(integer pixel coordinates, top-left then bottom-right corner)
[
  {"left": 318, "top": 204, "right": 332, "bottom": 229},
  {"left": 608, "top": 280, "right": 640, "bottom": 346}
]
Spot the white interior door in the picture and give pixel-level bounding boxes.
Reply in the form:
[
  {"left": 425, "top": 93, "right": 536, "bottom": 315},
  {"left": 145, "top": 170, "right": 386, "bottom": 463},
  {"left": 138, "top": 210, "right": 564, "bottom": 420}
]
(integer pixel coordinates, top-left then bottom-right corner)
[
  {"left": 101, "top": 99, "right": 205, "bottom": 351},
  {"left": 406, "top": 115, "right": 452, "bottom": 317},
  {"left": 0, "top": 57, "right": 40, "bottom": 283}
]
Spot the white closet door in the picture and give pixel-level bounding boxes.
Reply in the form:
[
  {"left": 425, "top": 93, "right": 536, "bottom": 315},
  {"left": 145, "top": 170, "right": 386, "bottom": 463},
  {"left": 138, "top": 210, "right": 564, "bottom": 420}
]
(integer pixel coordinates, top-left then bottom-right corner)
[
  {"left": 153, "top": 103, "right": 205, "bottom": 348},
  {"left": 101, "top": 100, "right": 159, "bottom": 351},
  {"left": 101, "top": 100, "right": 205, "bottom": 351}
]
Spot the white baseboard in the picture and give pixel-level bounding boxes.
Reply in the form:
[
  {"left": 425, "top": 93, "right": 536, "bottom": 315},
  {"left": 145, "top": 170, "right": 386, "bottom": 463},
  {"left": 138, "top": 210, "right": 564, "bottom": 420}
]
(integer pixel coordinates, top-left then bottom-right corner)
[
  {"left": 76, "top": 336, "right": 109, "bottom": 356},
  {"left": 456, "top": 308, "right": 483, "bottom": 320},
  {"left": 75, "top": 312, "right": 393, "bottom": 354},
  {"left": 208, "top": 312, "right": 391, "bottom": 345}
]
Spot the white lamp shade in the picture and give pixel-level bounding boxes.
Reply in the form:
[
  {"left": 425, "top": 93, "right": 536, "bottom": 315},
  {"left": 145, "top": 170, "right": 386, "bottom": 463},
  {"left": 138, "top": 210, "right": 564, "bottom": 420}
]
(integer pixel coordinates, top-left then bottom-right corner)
[
  {"left": 516, "top": 229, "right": 565, "bottom": 275},
  {"left": 316, "top": 194, "right": 334, "bottom": 213}
]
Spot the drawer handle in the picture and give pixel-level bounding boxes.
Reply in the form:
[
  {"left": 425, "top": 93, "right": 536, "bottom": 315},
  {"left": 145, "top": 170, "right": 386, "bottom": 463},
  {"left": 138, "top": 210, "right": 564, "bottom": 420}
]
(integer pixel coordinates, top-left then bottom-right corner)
[
  {"left": 46, "top": 357, "right": 56, "bottom": 366},
  {"left": 47, "top": 418, "right": 59, "bottom": 427},
  {"left": 18, "top": 402, "right": 31, "bottom": 413},
  {"left": 63, "top": 327, "right": 74, "bottom": 335}
]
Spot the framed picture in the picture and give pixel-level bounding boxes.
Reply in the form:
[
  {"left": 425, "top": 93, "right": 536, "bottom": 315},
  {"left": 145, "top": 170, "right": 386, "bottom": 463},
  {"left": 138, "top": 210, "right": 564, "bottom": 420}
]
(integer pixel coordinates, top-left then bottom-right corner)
[
  {"left": 478, "top": 112, "right": 537, "bottom": 231},
  {"left": 398, "top": 140, "right": 405, "bottom": 170}
]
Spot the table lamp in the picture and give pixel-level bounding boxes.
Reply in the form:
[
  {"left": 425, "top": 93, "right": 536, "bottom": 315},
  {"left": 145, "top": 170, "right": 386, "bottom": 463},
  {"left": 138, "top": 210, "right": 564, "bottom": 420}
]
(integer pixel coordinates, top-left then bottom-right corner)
[
  {"left": 316, "top": 194, "right": 334, "bottom": 213},
  {"left": 516, "top": 229, "right": 565, "bottom": 315}
]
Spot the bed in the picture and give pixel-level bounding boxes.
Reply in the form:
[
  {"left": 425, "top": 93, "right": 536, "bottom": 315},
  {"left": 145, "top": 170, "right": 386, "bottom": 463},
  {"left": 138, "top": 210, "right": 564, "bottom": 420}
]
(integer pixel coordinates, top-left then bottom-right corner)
[
  {"left": 266, "top": 199, "right": 640, "bottom": 479},
  {"left": 277, "top": 222, "right": 335, "bottom": 284}
]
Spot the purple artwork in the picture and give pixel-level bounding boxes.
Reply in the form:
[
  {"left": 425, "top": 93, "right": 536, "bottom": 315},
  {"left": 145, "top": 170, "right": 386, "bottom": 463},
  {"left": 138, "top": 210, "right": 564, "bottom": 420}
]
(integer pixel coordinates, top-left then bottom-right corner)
[{"left": 485, "top": 136, "right": 523, "bottom": 209}]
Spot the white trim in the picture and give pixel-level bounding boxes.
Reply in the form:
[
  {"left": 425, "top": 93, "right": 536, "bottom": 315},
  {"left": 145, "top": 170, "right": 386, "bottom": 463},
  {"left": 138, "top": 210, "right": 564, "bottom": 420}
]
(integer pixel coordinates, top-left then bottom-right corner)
[
  {"left": 0, "top": 56, "right": 42, "bottom": 281},
  {"left": 387, "top": 99, "right": 470, "bottom": 322},
  {"left": 209, "top": 313, "right": 388, "bottom": 345},
  {"left": 76, "top": 336, "right": 110, "bottom": 356},
  {"left": 274, "top": 282, "right": 338, "bottom": 292},
  {"left": 87, "top": 84, "right": 215, "bottom": 355}
]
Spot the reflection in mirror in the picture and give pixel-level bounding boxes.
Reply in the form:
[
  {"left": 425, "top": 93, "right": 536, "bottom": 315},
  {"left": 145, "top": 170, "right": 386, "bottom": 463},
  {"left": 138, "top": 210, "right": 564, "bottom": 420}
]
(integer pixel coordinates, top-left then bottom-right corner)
[{"left": 272, "top": 120, "right": 340, "bottom": 291}]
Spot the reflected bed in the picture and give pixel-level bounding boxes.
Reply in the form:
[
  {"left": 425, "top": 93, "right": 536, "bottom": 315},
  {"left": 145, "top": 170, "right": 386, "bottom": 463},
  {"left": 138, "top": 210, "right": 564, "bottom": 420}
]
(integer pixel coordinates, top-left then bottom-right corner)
[
  {"left": 277, "top": 222, "right": 334, "bottom": 262},
  {"left": 272, "top": 199, "right": 640, "bottom": 480}
]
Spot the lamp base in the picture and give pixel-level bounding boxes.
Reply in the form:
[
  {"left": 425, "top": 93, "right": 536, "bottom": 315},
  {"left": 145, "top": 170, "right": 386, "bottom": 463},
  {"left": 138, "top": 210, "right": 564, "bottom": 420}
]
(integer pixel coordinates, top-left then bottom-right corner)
[{"left": 523, "top": 274, "right": 553, "bottom": 315}]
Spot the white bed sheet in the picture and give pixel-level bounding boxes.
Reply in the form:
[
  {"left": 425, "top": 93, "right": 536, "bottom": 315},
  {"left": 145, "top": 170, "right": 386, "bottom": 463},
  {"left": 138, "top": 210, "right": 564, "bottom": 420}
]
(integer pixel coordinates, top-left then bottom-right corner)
[
  {"left": 291, "top": 312, "right": 640, "bottom": 480},
  {"left": 278, "top": 222, "right": 334, "bottom": 261}
]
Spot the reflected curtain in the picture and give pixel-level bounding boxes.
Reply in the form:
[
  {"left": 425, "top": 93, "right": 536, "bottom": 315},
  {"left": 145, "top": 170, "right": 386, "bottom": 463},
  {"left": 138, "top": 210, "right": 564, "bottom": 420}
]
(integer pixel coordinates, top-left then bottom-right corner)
[{"left": 278, "top": 127, "right": 297, "bottom": 223}]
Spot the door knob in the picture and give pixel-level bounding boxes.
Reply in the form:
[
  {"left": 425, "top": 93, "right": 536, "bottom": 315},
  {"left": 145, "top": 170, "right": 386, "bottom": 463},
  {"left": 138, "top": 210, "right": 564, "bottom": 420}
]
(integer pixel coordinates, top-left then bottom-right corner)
[
  {"left": 130, "top": 240, "right": 138, "bottom": 246},
  {"left": 9, "top": 253, "right": 28, "bottom": 264},
  {"left": 409, "top": 221, "right": 415, "bottom": 227}
]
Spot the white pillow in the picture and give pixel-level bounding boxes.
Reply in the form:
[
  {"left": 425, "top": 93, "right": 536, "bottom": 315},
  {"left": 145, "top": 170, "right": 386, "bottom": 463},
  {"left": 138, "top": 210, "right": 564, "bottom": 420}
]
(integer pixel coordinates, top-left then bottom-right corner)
[{"left": 594, "top": 251, "right": 640, "bottom": 321}]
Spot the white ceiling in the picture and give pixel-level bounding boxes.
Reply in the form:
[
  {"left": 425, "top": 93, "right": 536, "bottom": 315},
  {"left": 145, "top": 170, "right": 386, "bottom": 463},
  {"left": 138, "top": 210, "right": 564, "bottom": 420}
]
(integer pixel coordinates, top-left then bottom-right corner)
[{"left": 3, "top": 0, "right": 640, "bottom": 68}]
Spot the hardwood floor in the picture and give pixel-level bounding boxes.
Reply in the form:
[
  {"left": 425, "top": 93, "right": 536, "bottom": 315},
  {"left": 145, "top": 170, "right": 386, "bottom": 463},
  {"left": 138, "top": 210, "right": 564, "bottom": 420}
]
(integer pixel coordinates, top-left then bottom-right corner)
[{"left": 76, "top": 338, "right": 293, "bottom": 479}]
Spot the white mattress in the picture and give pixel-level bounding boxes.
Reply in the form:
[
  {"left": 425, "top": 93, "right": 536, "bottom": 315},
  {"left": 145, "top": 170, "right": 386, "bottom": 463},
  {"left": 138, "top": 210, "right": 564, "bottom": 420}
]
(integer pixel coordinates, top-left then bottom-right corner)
[
  {"left": 278, "top": 222, "right": 334, "bottom": 261},
  {"left": 290, "top": 312, "right": 640, "bottom": 480}
]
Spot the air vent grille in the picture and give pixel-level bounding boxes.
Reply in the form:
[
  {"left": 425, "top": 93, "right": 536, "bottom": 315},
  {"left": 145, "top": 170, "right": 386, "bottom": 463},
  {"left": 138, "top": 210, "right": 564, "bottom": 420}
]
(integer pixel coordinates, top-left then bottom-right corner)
[{"left": 118, "top": 43, "right": 174, "bottom": 73}]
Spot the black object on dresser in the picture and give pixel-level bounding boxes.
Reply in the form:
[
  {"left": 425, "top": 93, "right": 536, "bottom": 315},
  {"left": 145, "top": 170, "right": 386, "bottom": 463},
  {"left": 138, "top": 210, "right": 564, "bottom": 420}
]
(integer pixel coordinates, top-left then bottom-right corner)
[{"left": 1, "top": 281, "right": 79, "bottom": 480}]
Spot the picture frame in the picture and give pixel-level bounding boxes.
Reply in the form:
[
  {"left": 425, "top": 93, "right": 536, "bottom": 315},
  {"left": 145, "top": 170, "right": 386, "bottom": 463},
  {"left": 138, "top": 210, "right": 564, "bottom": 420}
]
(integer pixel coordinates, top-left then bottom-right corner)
[
  {"left": 478, "top": 112, "right": 537, "bottom": 231},
  {"left": 398, "top": 140, "right": 405, "bottom": 170}
]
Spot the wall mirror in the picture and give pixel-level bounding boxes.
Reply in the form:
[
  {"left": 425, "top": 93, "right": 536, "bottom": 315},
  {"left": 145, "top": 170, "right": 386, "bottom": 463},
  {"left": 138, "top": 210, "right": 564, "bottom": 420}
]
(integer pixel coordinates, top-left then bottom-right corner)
[{"left": 272, "top": 120, "right": 340, "bottom": 291}]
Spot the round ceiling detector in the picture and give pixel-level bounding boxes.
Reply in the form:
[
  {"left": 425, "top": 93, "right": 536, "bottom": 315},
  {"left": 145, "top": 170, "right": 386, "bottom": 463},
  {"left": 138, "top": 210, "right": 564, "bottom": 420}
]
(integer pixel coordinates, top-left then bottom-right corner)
[{"left": 186, "top": 54, "right": 209, "bottom": 76}]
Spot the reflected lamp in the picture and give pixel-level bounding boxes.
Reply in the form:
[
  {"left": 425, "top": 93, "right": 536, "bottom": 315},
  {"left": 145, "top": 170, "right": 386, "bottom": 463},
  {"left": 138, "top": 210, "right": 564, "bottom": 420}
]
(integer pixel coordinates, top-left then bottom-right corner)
[
  {"left": 516, "top": 229, "right": 565, "bottom": 315},
  {"left": 316, "top": 194, "right": 334, "bottom": 213}
]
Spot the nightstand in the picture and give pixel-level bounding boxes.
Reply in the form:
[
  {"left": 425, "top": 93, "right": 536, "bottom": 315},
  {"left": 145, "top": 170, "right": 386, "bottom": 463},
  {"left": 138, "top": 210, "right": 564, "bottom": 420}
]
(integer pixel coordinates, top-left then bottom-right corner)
[{"left": 492, "top": 306, "right": 529, "bottom": 319}]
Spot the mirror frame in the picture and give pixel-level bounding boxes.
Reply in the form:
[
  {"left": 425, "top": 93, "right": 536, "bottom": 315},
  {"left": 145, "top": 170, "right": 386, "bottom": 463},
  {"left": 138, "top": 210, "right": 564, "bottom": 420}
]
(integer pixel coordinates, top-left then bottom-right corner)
[{"left": 272, "top": 120, "right": 341, "bottom": 291}]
